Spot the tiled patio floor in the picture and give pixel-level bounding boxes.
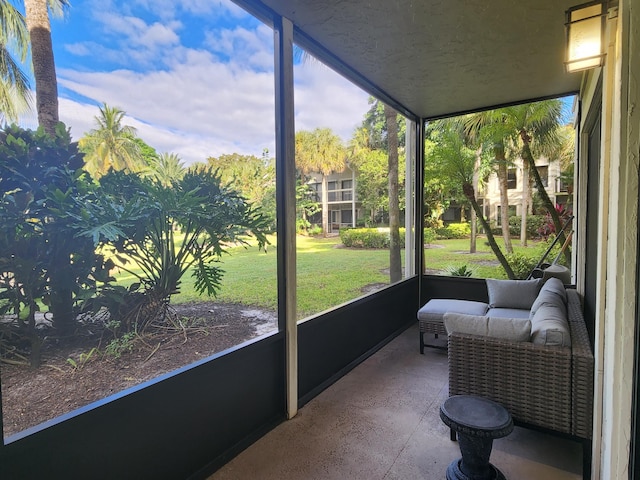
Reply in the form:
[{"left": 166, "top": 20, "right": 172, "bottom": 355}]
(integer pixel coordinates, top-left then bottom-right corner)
[{"left": 209, "top": 324, "right": 583, "bottom": 480}]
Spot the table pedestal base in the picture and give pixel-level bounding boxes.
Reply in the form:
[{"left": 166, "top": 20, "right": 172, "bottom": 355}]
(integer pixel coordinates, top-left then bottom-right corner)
[{"left": 446, "top": 458, "right": 506, "bottom": 480}]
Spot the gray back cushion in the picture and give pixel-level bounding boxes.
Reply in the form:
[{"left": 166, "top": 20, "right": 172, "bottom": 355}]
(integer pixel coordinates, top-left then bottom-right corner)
[
  {"left": 486, "top": 278, "right": 542, "bottom": 310},
  {"left": 530, "top": 277, "right": 567, "bottom": 319},
  {"left": 530, "top": 303, "right": 571, "bottom": 347}
]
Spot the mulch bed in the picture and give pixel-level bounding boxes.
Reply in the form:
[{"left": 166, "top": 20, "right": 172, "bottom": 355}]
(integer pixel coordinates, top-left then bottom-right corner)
[{"left": 0, "top": 302, "right": 276, "bottom": 438}]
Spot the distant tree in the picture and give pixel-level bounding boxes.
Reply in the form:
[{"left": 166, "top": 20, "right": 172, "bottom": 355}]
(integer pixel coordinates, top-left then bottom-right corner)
[
  {"left": 384, "top": 103, "right": 402, "bottom": 282},
  {"left": 187, "top": 161, "right": 208, "bottom": 173},
  {"left": 354, "top": 98, "right": 405, "bottom": 281},
  {"left": 208, "top": 153, "right": 275, "bottom": 204},
  {"left": 350, "top": 148, "right": 387, "bottom": 225},
  {"left": 131, "top": 136, "right": 160, "bottom": 168},
  {"left": 0, "top": 0, "right": 31, "bottom": 122},
  {"left": 350, "top": 101, "right": 407, "bottom": 227},
  {"left": 152, "top": 152, "right": 186, "bottom": 186},
  {"left": 360, "top": 97, "right": 406, "bottom": 151},
  {"left": 79, "top": 103, "right": 145, "bottom": 179},
  {"left": 295, "top": 128, "right": 346, "bottom": 236},
  {"left": 208, "top": 152, "right": 276, "bottom": 231}
]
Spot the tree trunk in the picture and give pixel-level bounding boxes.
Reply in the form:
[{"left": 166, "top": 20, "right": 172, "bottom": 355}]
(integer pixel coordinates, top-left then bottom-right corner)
[
  {"left": 321, "top": 174, "right": 329, "bottom": 236},
  {"left": 24, "top": 0, "right": 59, "bottom": 135},
  {"left": 520, "top": 163, "right": 529, "bottom": 246},
  {"left": 495, "top": 149, "right": 513, "bottom": 253},
  {"left": 463, "top": 182, "right": 516, "bottom": 279},
  {"left": 470, "top": 151, "right": 481, "bottom": 254},
  {"left": 384, "top": 104, "right": 402, "bottom": 283},
  {"left": 520, "top": 131, "right": 571, "bottom": 263}
]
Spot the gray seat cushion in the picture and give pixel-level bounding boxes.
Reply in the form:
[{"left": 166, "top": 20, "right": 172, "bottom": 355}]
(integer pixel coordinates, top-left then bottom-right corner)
[{"left": 417, "top": 299, "right": 489, "bottom": 324}]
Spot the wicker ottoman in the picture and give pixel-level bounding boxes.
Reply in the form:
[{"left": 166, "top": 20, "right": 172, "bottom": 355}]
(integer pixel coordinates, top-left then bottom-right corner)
[{"left": 417, "top": 299, "right": 489, "bottom": 353}]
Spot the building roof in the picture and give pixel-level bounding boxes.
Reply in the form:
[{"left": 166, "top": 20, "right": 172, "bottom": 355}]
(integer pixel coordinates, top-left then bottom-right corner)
[{"left": 260, "top": 0, "right": 583, "bottom": 120}]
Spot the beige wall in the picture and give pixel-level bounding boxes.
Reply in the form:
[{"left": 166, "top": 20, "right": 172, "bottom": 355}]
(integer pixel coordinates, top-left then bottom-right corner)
[{"left": 581, "top": 1, "right": 640, "bottom": 478}]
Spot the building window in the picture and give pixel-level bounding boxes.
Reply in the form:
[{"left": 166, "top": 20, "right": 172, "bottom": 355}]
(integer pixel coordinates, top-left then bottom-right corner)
[
  {"left": 341, "top": 209, "right": 353, "bottom": 224},
  {"left": 327, "top": 181, "right": 337, "bottom": 201},
  {"left": 507, "top": 169, "right": 517, "bottom": 189},
  {"left": 341, "top": 179, "right": 353, "bottom": 201},
  {"left": 537, "top": 166, "right": 549, "bottom": 187}
]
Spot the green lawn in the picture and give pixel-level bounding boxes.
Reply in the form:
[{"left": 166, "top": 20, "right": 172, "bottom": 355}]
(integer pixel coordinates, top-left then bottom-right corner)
[
  {"left": 112, "top": 236, "right": 546, "bottom": 318},
  {"left": 423, "top": 237, "right": 550, "bottom": 278},
  {"left": 113, "top": 234, "right": 552, "bottom": 319}
]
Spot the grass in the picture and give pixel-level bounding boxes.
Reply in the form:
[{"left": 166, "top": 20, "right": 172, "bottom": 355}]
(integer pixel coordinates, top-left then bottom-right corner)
[{"left": 112, "top": 234, "right": 554, "bottom": 319}]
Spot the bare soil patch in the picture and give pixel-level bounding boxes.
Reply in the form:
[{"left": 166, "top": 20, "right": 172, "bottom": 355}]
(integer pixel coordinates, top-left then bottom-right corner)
[{"left": 0, "top": 302, "right": 277, "bottom": 438}]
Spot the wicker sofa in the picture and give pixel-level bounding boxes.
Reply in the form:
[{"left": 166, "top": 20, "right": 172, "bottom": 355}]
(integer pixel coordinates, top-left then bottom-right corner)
[{"left": 418, "top": 279, "right": 594, "bottom": 441}]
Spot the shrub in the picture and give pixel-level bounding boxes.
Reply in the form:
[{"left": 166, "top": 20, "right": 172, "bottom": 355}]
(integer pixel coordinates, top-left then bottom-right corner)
[
  {"left": 423, "top": 227, "right": 436, "bottom": 245},
  {"left": 308, "top": 224, "right": 323, "bottom": 236},
  {"left": 89, "top": 168, "right": 270, "bottom": 331},
  {"left": 435, "top": 222, "right": 470, "bottom": 239},
  {"left": 444, "top": 264, "right": 475, "bottom": 277},
  {"left": 507, "top": 215, "right": 547, "bottom": 239},
  {"left": 339, "top": 228, "right": 408, "bottom": 249},
  {"left": 0, "top": 123, "right": 110, "bottom": 366},
  {"left": 505, "top": 252, "right": 538, "bottom": 279}
]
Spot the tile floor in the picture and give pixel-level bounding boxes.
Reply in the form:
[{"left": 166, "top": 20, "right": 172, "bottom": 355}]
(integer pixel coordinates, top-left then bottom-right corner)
[{"left": 209, "top": 324, "right": 583, "bottom": 480}]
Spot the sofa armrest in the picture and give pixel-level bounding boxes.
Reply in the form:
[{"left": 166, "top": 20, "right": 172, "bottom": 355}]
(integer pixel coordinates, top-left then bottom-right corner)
[
  {"left": 567, "top": 289, "right": 594, "bottom": 439},
  {"left": 448, "top": 332, "right": 572, "bottom": 435}
]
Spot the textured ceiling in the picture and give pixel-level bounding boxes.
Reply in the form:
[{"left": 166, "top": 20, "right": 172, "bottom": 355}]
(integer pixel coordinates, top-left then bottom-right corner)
[{"left": 261, "top": 0, "right": 583, "bottom": 119}]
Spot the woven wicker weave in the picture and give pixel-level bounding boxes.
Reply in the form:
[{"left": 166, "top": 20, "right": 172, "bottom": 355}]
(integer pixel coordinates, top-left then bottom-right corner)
[{"left": 447, "top": 288, "right": 593, "bottom": 440}]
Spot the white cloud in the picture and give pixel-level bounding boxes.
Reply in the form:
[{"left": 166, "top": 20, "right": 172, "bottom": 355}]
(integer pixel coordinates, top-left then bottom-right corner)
[
  {"left": 125, "top": 0, "right": 248, "bottom": 22},
  {"left": 294, "top": 61, "right": 370, "bottom": 140},
  {"left": 58, "top": 60, "right": 369, "bottom": 164},
  {"left": 204, "top": 24, "right": 274, "bottom": 70},
  {"left": 54, "top": 3, "right": 369, "bottom": 165}
]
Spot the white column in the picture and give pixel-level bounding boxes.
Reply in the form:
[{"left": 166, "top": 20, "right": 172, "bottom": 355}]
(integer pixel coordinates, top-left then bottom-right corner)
[
  {"left": 404, "top": 118, "right": 416, "bottom": 277},
  {"left": 274, "top": 17, "right": 297, "bottom": 420}
]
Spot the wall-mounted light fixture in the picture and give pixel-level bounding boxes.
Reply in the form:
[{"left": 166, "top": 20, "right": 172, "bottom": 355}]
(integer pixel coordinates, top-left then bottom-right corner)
[{"left": 565, "top": 1, "right": 606, "bottom": 73}]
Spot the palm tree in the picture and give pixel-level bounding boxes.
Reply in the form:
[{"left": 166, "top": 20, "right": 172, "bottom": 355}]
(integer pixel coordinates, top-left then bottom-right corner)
[
  {"left": 501, "top": 100, "right": 570, "bottom": 261},
  {"left": 152, "top": 152, "right": 186, "bottom": 186},
  {"left": 0, "top": 0, "right": 31, "bottom": 122},
  {"left": 23, "top": 0, "right": 68, "bottom": 134},
  {"left": 428, "top": 119, "right": 516, "bottom": 279},
  {"left": 464, "top": 110, "right": 516, "bottom": 254},
  {"left": 295, "top": 128, "right": 347, "bottom": 236},
  {"left": 79, "top": 103, "right": 145, "bottom": 179},
  {"left": 384, "top": 103, "right": 402, "bottom": 283}
]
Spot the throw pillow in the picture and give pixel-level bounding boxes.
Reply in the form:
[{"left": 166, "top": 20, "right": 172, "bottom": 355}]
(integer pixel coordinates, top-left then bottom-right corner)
[{"left": 486, "top": 278, "right": 542, "bottom": 310}]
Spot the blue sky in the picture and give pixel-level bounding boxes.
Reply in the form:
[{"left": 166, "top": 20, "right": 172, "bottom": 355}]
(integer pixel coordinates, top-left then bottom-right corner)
[{"left": 17, "top": 0, "right": 370, "bottom": 165}]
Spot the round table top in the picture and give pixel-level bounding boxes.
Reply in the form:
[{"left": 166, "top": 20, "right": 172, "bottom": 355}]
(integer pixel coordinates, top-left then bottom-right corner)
[{"left": 440, "top": 395, "right": 513, "bottom": 438}]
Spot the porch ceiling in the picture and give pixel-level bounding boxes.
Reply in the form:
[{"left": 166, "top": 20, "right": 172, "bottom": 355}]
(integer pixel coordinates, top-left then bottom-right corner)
[{"left": 261, "top": 0, "right": 583, "bottom": 119}]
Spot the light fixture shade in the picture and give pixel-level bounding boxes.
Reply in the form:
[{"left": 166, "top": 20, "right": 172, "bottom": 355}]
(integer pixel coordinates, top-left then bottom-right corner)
[{"left": 565, "top": 1, "right": 605, "bottom": 73}]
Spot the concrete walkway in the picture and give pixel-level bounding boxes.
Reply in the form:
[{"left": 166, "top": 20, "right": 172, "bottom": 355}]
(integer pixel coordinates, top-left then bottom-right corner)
[{"left": 209, "top": 324, "right": 583, "bottom": 480}]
